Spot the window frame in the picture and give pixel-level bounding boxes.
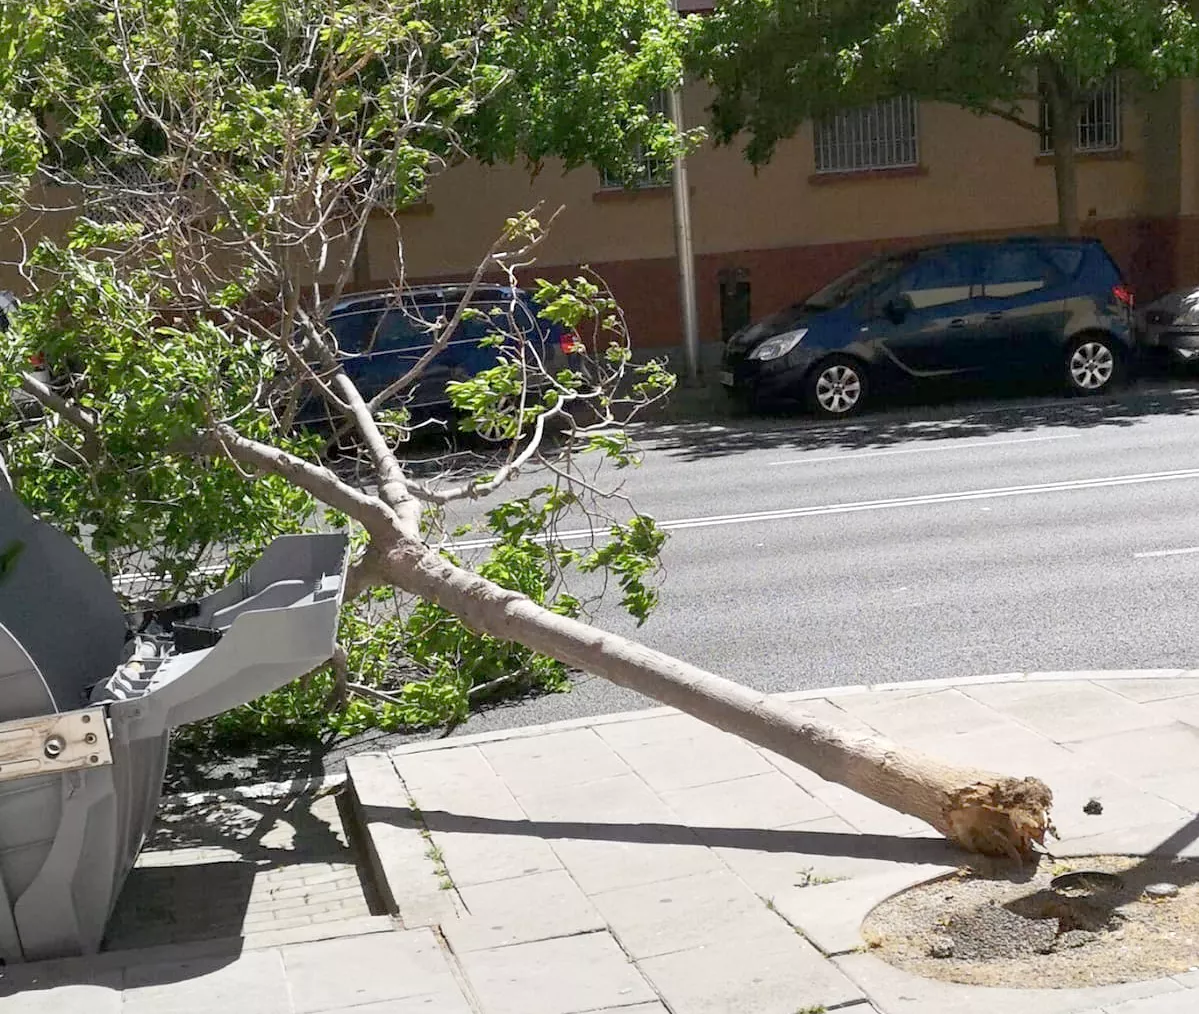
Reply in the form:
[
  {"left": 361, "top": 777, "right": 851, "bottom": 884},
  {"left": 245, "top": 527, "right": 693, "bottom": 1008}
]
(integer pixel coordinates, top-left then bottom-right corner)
[
  {"left": 599, "top": 92, "right": 673, "bottom": 191},
  {"left": 977, "top": 245, "right": 1060, "bottom": 300},
  {"left": 813, "top": 95, "right": 920, "bottom": 176},
  {"left": 1038, "top": 76, "right": 1123, "bottom": 155}
]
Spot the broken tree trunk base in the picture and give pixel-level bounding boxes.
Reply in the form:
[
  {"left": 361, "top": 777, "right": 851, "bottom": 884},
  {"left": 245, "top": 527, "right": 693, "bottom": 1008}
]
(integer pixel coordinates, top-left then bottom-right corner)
[{"left": 382, "top": 541, "right": 1055, "bottom": 860}]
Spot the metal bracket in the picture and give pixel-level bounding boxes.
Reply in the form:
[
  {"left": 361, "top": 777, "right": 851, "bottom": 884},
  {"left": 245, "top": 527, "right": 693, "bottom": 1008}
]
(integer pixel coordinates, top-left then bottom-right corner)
[{"left": 0, "top": 708, "right": 112, "bottom": 784}]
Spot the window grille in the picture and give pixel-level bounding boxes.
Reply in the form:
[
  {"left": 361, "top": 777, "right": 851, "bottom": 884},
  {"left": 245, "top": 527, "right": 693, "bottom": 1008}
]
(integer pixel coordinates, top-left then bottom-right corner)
[
  {"left": 1039, "top": 77, "right": 1122, "bottom": 154},
  {"left": 814, "top": 96, "right": 919, "bottom": 174}
]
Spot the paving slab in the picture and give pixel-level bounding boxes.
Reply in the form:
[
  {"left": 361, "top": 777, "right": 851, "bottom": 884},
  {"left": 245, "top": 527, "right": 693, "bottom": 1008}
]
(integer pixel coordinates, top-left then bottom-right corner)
[
  {"left": 962, "top": 682, "right": 1174, "bottom": 743},
  {"left": 589, "top": 869, "right": 779, "bottom": 959},
  {"left": 479, "top": 728, "right": 632, "bottom": 797},
  {"left": 771, "top": 863, "right": 957, "bottom": 956},
  {"left": 830, "top": 688, "right": 1014, "bottom": 741},
  {"left": 455, "top": 930, "right": 657, "bottom": 1014},
  {"left": 911, "top": 724, "right": 1192, "bottom": 840},
  {"left": 1064, "top": 722, "right": 1199, "bottom": 812},
  {"left": 660, "top": 770, "right": 835, "bottom": 830},
  {"left": 707, "top": 814, "right": 881, "bottom": 895},
  {"left": 1052, "top": 815, "right": 1199, "bottom": 858},
  {"left": 1146, "top": 692, "right": 1199, "bottom": 732},
  {"left": 1, "top": 980, "right": 124, "bottom": 1014},
  {"left": 548, "top": 830, "right": 725, "bottom": 895},
  {"left": 517, "top": 772, "right": 678, "bottom": 824},
  {"left": 421, "top": 814, "right": 564, "bottom": 888},
  {"left": 391, "top": 746, "right": 527, "bottom": 819},
  {"left": 595, "top": 713, "right": 776, "bottom": 792},
  {"left": 1095, "top": 676, "right": 1194, "bottom": 703},
  {"left": 281, "top": 929, "right": 468, "bottom": 1014},
  {"left": 832, "top": 951, "right": 1186, "bottom": 1014},
  {"left": 3, "top": 923, "right": 472, "bottom": 1014},
  {"left": 442, "top": 869, "right": 606, "bottom": 952},
  {"left": 638, "top": 922, "right": 864, "bottom": 1014},
  {"left": 761, "top": 750, "right": 937, "bottom": 837},
  {"left": 1101, "top": 992, "right": 1199, "bottom": 1013}
]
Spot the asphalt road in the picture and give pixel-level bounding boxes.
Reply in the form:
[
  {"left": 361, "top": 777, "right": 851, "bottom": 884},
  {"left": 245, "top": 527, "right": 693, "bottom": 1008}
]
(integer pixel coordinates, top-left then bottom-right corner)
[{"left": 430, "top": 380, "right": 1199, "bottom": 737}]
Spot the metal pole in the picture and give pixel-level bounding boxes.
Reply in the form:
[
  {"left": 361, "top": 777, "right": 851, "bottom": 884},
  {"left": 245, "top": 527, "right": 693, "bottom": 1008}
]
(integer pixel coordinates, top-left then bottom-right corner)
[{"left": 668, "top": 85, "right": 701, "bottom": 383}]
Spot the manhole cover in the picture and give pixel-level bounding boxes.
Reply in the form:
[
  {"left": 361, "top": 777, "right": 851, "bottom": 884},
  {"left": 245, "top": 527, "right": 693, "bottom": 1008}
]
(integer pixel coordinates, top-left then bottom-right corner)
[{"left": 862, "top": 855, "right": 1199, "bottom": 988}]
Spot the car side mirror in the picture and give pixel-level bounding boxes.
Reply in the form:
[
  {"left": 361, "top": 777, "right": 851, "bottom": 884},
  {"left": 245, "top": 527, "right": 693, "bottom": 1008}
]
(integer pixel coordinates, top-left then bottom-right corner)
[{"left": 883, "top": 294, "right": 913, "bottom": 324}]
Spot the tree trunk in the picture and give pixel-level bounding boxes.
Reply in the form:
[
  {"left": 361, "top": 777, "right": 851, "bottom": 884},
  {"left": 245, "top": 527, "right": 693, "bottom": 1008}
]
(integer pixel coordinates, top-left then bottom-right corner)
[
  {"left": 381, "top": 540, "right": 1054, "bottom": 859},
  {"left": 1046, "top": 72, "right": 1081, "bottom": 237}
]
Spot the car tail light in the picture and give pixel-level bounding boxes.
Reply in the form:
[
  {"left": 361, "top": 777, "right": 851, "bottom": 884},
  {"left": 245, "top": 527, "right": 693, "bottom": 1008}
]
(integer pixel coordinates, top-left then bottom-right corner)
[
  {"left": 28, "top": 351, "right": 45, "bottom": 369},
  {"left": 1113, "top": 284, "right": 1135, "bottom": 309},
  {"left": 558, "top": 331, "right": 580, "bottom": 354}
]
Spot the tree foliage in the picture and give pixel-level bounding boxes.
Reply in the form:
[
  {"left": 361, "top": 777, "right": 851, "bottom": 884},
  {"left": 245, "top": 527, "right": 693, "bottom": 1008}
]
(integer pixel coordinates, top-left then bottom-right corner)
[
  {"left": 0, "top": 0, "right": 686, "bottom": 742},
  {"left": 690, "top": 0, "right": 1199, "bottom": 233}
]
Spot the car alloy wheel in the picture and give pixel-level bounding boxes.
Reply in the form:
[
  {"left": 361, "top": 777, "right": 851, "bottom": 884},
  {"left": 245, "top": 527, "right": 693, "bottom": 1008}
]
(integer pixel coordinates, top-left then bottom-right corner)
[
  {"left": 474, "top": 397, "right": 516, "bottom": 442},
  {"left": 1068, "top": 340, "right": 1115, "bottom": 391},
  {"left": 814, "top": 363, "right": 863, "bottom": 415}
]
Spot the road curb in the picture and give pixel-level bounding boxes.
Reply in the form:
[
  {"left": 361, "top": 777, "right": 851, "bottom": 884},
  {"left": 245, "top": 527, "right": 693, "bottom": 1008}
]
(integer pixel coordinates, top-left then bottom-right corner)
[{"left": 380, "top": 667, "right": 1197, "bottom": 758}]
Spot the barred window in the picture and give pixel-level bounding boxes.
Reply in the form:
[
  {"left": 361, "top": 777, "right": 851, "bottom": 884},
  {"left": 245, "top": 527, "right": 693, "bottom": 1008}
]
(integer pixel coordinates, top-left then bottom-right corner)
[
  {"left": 1039, "top": 77, "right": 1122, "bottom": 154},
  {"left": 814, "top": 96, "right": 919, "bottom": 174},
  {"left": 600, "top": 92, "right": 672, "bottom": 190}
]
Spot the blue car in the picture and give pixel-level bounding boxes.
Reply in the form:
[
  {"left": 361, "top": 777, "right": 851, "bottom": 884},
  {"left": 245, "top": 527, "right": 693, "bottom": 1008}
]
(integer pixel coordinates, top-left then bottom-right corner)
[
  {"left": 303, "top": 284, "right": 579, "bottom": 440},
  {"left": 721, "top": 237, "right": 1136, "bottom": 418}
]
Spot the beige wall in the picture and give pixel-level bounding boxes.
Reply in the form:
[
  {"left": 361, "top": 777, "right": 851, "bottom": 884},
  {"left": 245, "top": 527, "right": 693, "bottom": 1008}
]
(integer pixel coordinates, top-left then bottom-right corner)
[
  {"left": 376, "top": 84, "right": 1155, "bottom": 285},
  {"left": 0, "top": 82, "right": 1187, "bottom": 315}
]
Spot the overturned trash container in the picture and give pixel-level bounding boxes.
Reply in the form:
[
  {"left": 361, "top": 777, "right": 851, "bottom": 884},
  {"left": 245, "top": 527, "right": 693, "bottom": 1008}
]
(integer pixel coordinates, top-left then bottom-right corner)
[{"left": 0, "top": 477, "right": 349, "bottom": 963}]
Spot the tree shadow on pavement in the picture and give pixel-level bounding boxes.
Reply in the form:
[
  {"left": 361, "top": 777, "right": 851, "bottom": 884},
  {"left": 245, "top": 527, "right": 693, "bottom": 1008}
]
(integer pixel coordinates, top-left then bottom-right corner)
[
  {"left": 398, "top": 807, "right": 965, "bottom": 866},
  {"left": 643, "top": 384, "right": 1199, "bottom": 464}
]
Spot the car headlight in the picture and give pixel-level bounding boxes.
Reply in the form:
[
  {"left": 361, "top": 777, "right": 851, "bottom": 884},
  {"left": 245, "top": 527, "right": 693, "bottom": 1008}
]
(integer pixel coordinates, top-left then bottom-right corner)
[{"left": 748, "top": 329, "right": 807, "bottom": 361}]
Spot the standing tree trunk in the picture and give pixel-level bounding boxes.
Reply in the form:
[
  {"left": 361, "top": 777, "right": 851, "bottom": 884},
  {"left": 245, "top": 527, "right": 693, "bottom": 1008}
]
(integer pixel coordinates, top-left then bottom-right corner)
[
  {"left": 375, "top": 537, "right": 1055, "bottom": 859},
  {"left": 1045, "top": 67, "right": 1081, "bottom": 237}
]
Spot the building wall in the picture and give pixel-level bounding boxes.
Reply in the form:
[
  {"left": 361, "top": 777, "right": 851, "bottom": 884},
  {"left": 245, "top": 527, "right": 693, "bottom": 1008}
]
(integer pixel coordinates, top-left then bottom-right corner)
[
  {"left": 360, "top": 83, "right": 1182, "bottom": 350},
  {"left": 0, "top": 81, "right": 1193, "bottom": 351}
]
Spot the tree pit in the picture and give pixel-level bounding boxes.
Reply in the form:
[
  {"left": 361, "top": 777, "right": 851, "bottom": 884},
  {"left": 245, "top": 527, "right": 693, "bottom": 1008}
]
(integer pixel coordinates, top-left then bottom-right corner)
[{"left": 863, "top": 855, "right": 1199, "bottom": 988}]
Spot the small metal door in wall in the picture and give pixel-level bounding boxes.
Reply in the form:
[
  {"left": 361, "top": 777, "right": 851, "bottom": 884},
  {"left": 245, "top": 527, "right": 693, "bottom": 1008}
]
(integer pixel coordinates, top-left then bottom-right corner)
[{"left": 719, "top": 268, "right": 751, "bottom": 341}]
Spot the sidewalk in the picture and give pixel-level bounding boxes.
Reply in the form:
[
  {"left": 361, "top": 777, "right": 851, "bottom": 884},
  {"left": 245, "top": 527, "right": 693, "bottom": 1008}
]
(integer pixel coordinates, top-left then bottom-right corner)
[{"left": 9, "top": 670, "right": 1199, "bottom": 1013}]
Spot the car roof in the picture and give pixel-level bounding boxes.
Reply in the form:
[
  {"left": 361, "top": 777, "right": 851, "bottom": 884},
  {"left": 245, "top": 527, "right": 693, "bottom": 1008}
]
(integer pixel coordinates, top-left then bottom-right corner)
[
  {"left": 901, "top": 235, "right": 1105, "bottom": 259},
  {"left": 328, "top": 284, "right": 526, "bottom": 315}
]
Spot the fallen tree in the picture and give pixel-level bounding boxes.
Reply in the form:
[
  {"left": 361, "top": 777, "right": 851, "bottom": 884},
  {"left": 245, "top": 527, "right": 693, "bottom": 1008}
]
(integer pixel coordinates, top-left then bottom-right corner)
[{"left": 0, "top": 0, "right": 1052, "bottom": 857}]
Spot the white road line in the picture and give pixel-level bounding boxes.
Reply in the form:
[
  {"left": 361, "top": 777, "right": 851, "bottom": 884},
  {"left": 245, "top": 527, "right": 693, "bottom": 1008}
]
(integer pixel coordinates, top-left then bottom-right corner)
[
  {"left": 1134, "top": 546, "right": 1199, "bottom": 559},
  {"left": 449, "top": 466, "right": 1199, "bottom": 551},
  {"left": 771, "top": 433, "right": 1079, "bottom": 467}
]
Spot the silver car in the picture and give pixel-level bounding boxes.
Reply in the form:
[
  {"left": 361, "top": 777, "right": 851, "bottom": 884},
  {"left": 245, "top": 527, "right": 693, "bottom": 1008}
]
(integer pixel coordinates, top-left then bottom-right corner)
[{"left": 1137, "top": 286, "right": 1199, "bottom": 366}]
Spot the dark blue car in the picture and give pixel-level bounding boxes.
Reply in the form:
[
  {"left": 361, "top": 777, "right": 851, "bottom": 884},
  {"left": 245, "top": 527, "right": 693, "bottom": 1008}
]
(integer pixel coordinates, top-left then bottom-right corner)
[
  {"left": 721, "top": 237, "right": 1136, "bottom": 418},
  {"left": 304, "top": 284, "right": 579, "bottom": 440}
]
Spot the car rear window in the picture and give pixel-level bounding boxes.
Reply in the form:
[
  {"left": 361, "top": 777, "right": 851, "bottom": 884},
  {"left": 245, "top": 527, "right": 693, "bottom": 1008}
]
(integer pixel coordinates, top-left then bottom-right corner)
[
  {"left": 981, "top": 246, "right": 1053, "bottom": 298},
  {"left": 898, "top": 250, "right": 975, "bottom": 309},
  {"left": 1043, "top": 246, "right": 1086, "bottom": 278},
  {"left": 330, "top": 307, "right": 425, "bottom": 353}
]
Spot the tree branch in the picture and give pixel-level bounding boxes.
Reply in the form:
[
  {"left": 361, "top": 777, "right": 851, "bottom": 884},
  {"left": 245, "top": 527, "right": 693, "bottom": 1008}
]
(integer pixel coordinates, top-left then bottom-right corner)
[
  {"left": 17, "top": 370, "right": 101, "bottom": 461},
  {"left": 972, "top": 103, "right": 1040, "bottom": 133},
  {"left": 205, "top": 423, "right": 403, "bottom": 541}
]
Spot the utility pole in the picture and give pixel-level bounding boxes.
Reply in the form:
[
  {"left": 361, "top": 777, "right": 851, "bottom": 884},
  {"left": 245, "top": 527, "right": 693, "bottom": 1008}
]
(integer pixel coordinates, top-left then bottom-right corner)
[{"left": 668, "top": 79, "right": 701, "bottom": 382}]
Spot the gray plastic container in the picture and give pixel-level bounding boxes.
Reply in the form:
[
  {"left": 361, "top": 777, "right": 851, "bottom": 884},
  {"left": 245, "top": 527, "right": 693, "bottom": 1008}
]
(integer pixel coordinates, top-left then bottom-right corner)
[{"left": 0, "top": 477, "right": 348, "bottom": 962}]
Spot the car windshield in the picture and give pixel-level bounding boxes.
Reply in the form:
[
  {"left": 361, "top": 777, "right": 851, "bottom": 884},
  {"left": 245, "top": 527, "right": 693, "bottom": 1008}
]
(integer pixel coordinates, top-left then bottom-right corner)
[{"left": 804, "top": 256, "right": 907, "bottom": 310}]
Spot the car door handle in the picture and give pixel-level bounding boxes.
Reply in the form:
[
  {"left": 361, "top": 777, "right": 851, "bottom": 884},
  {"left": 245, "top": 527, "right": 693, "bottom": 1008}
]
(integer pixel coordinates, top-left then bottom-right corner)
[
  {"left": 984, "top": 312, "right": 1004, "bottom": 321},
  {"left": 948, "top": 318, "right": 968, "bottom": 328}
]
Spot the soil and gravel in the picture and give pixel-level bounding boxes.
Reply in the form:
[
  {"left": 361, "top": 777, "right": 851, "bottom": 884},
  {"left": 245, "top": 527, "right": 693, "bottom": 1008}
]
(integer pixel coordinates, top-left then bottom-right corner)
[{"left": 863, "top": 855, "right": 1199, "bottom": 988}]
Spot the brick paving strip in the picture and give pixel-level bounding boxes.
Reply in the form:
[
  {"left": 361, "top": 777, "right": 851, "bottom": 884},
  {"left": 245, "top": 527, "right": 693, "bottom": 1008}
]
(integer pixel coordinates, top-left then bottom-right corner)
[{"left": 8, "top": 670, "right": 1199, "bottom": 1013}]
